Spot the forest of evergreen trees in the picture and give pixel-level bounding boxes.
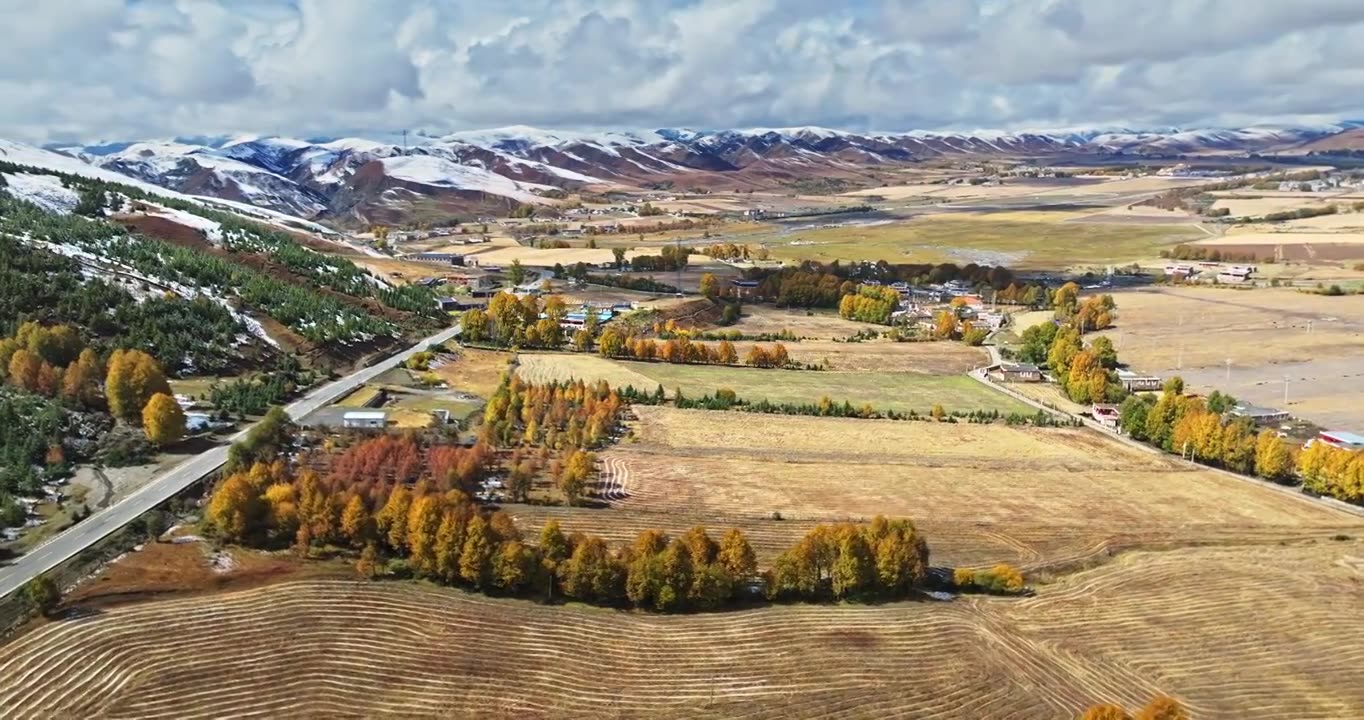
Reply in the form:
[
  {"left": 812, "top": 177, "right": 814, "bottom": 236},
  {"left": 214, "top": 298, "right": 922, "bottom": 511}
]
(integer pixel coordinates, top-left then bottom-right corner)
[
  {"left": 0, "top": 234, "right": 252, "bottom": 374},
  {"left": 0, "top": 162, "right": 439, "bottom": 350}
]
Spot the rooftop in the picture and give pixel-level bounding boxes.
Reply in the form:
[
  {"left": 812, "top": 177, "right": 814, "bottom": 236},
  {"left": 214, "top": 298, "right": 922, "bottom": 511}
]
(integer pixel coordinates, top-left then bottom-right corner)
[
  {"left": 1320, "top": 430, "right": 1364, "bottom": 445},
  {"left": 342, "top": 411, "right": 388, "bottom": 420},
  {"left": 1229, "top": 404, "right": 1287, "bottom": 418}
]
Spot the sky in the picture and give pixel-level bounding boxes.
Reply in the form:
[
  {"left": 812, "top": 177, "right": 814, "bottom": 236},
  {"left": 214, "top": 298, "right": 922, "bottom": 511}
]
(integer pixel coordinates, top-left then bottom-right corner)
[{"left": 5, "top": 0, "right": 1364, "bottom": 144}]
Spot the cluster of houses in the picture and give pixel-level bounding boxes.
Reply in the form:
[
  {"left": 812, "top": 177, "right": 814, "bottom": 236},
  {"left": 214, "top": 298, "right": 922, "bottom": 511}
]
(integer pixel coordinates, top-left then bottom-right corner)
[
  {"left": 1162, "top": 262, "right": 1257, "bottom": 284},
  {"left": 880, "top": 281, "right": 1008, "bottom": 334}
]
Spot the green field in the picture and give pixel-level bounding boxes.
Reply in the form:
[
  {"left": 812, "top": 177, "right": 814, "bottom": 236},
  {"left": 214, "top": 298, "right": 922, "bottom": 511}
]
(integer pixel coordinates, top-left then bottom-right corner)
[
  {"left": 623, "top": 362, "right": 1031, "bottom": 415},
  {"left": 758, "top": 216, "right": 1201, "bottom": 268}
]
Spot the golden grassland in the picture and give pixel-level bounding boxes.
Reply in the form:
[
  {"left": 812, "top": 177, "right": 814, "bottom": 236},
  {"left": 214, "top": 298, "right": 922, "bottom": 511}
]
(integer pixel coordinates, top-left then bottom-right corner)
[
  {"left": 727, "top": 339, "right": 987, "bottom": 374},
  {"left": 429, "top": 348, "right": 514, "bottom": 399},
  {"left": 1094, "top": 286, "right": 1364, "bottom": 372},
  {"left": 764, "top": 214, "right": 1204, "bottom": 268}
]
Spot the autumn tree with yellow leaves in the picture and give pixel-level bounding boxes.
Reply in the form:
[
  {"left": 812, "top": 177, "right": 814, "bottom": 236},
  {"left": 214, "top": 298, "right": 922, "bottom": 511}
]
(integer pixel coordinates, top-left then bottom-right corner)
[
  {"left": 106, "top": 349, "right": 172, "bottom": 422},
  {"left": 141, "top": 392, "right": 186, "bottom": 445}
]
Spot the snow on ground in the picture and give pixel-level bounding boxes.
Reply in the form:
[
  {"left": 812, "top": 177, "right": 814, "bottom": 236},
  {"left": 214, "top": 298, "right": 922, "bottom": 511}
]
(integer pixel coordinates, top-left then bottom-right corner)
[
  {"left": 2, "top": 172, "right": 80, "bottom": 214},
  {"left": 380, "top": 155, "right": 554, "bottom": 202},
  {"left": 0, "top": 139, "right": 196, "bottom": 201},
  {"left": 194, "top": 196, "right": 337, "bottom": 235},
  {"left": 141, "top": 203, "right": 224, "bottom": 243}
]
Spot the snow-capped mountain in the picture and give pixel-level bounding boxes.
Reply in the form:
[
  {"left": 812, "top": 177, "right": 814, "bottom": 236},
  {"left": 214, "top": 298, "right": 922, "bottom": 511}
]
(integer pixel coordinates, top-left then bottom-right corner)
[{"left": 22, "top": 123, "right": 1362, "bottom": 226}]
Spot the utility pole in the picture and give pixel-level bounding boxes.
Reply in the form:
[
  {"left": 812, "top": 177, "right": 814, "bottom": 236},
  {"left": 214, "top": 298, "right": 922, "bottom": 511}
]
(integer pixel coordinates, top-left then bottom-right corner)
[
  {"left": 402, "top": 129, "right": 408, "bottom": 154},
  {"left": 1225, "top": 358, "right": 1231, "bottom": 383},
  {"left": 1284, "top": 375, "right": 1290, "bottom": 405}
]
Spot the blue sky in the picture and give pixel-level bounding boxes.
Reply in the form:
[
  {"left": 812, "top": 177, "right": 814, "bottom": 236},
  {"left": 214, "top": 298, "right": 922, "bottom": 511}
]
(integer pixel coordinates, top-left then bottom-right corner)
[{"left": 4, "top": 0, "right": 1364, "bottom": 143}]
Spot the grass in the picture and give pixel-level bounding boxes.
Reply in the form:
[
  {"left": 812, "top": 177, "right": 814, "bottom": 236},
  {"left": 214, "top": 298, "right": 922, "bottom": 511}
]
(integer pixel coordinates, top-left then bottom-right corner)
[
  {"left": 167, "top": 376, "right": 224, "bottom": 400},
  {"left": 760, "top": 215, "right": 1203, "bottom": 268},
  {"left": 336, "top": 385, "right": 384, "bottom": 408},
  {"left": 623, "top": 361, "right": 1030, "bottom": 415},
  {"left": 391, "top": 395, "right": 483, "bottom": 422},
  {"left": 516, "top": 350, "right": 1025, "bottom": 414},
  {"left": 430, "top": 347, "right": 514, "bottom": 399}
]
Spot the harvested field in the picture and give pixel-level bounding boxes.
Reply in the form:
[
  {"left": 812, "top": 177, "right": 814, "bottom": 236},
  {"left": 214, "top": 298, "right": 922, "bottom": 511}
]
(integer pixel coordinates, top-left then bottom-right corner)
[
  {"left": 763, "top": 215, "right": 1202, "bottom": 268},
  {"left": 515, "top": 353, "right": 659, "bottom": 389},
  {"left": 725, "top": 339, "right": 986, "bottom": 374},
  {"left": 525, "top": 358, "right": 1029, "bottom": 414},
  {"left": 611, "top": 408, "right": 1348, "bottom": 529},
  {"left": 1093, "top": 287, "right": 1364, "bottom": 425},
  {"left": 626, "top": 363, "right": 1027, "bottom": 413},
  {"left": 545, "top": 407, "right": 1364, "bottom": 574},
  {"left": 1208, "top": 196, "right": 1338, "bottom": 217},
  {"left": 6, "top": 539, "right": 1362, "bottom": 719},
  {"left": 722, "top": 306, "right": 879, "bottom": 340},
  {"left": 1191, "top": 231, "right": 1364, "bottom": 261}
]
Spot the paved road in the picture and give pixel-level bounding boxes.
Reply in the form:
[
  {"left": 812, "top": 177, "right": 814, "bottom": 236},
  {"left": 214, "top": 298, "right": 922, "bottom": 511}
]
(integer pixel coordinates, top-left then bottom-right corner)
[{"left": 0, "top": 324, "right": 462, "bottom": 599}]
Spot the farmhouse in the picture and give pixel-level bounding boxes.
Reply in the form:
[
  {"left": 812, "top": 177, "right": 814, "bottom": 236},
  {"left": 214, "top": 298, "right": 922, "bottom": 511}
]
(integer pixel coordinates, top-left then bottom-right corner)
[
  {"left": 1092, "top": 404, "right": 1121, "bottom": 430},
  {"left": 1117, "top": 369, "right": 1163, "bottom": 392},
  {"left": 407, "top": 252, "right": 466, "bottom": 266},
  {"left": 1164, "top": 263, "right": 1197, "bottom": 279},
  {"left": 1228, "top": 403, "right": 1291, "bottom": 425},
  {"left": 562, "top": 309, "right": 615, "bottom": 327},
  {"left": 436, "top": 296, "right": 481, "bottom": 312},
  {"left": 341, "top": 411, "right": 387, "bottom": 429},
  {"left": 1317, "top": 430, "right": 1364, "bottom": 450},
  {"left": 987, "top": 362, "right": 1042, "bottom": 383}
]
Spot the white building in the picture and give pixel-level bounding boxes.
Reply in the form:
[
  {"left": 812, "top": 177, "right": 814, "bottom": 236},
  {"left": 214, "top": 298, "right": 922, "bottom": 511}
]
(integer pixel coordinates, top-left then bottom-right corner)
[{"left": 342, "top": 411, "right": 387, "bottom": 429}]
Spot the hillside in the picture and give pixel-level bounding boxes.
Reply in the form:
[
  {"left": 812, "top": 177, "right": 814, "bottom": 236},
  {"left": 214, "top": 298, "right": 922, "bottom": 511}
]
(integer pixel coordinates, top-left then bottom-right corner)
[
  {"left": 23, "top": 123, "right": 1359, "bottom": 227},
  {"left": 0, "top": 157, "right": 440, "bottom": 368}
]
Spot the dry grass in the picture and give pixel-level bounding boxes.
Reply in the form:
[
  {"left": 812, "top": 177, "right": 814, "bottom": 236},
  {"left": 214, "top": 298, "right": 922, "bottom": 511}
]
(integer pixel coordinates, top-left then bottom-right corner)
[
  {"left": 430, "top": 348, "right": 514, "bottom": 399},
  {"left": 723, "top": 306, "right": 878, "bottom": 340},
  {"left": 1095, "top": 287, "right": 1364, "bottom": 371},
  {"left": 764, "top": 214, "right": 1202, "bottom": 268},
  {"left": 1009, "top": 310, "right": 1055, "bottom": 332},
  {"left": 1096, "top": 285, "right": 1364, "bottom": 427},
  {"left": 515, "top": 353, "right": 659, "bottom": 389},
  {"left": 1204, "top": 230, "right": 1364, "bottom": 245},
  {"left": 1001, "top": 382, "right": 1091, "bottom": 415},
  {"left": 6, "top": 543, "right": 1361, "bottom": 719},
  {"left": 726, "top": 339, "right": 986, "bottom": 374},
  {"left": 1209, "top": 196, "right": 1338, "bottom": 218},
  {"left": 335, "top": 385, "right": 383, "bottom": 408},
  {"left": 611, "top": 408, "right": 1348, "bottom": 531}
]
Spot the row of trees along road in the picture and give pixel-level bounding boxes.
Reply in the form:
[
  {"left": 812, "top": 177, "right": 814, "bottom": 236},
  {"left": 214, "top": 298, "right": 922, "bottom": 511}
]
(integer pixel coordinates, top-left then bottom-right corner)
[{"left": 1018, "top": 287, "right": 1360, "bottom": 504}]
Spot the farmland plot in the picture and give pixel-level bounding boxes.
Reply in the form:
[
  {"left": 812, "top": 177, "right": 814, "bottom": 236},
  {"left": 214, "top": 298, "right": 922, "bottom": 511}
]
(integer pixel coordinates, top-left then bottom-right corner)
[{"left": 4, "top": 540, "right": 1361, "bottom": 719}]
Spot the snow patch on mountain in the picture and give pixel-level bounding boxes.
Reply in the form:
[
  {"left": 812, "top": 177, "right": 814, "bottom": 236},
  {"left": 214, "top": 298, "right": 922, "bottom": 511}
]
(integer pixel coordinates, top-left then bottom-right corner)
[
  {"left": 140, "top": 202, "right": 224, "bottom": 243},
  {"left": 0, "top": 139, "right": 196, "bottom": 200},
  {"left": 1, "top": 172, "right": 80, "bottom": 214},
  {"left": 380, "top": 156, "right": 553, "bottom": 201}
]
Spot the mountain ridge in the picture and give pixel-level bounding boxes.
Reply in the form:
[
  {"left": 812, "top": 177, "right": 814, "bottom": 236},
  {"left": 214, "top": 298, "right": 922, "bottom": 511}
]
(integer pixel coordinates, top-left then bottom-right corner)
[{"left": 18, "top": 123, "right": 1364, "bottom": 226}]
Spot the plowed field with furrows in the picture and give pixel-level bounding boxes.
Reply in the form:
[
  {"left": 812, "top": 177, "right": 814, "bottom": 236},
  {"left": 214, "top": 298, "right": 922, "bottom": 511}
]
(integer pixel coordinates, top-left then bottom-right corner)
[{"left": 4, "top": 540, "right": 1361, "bottom": 719}]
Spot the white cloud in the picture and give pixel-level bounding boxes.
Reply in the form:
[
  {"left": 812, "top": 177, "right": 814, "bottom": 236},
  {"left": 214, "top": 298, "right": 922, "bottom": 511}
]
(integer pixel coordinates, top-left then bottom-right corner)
[{"left": 4, "top": 0, "right": 1364, "bottom": 144}]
